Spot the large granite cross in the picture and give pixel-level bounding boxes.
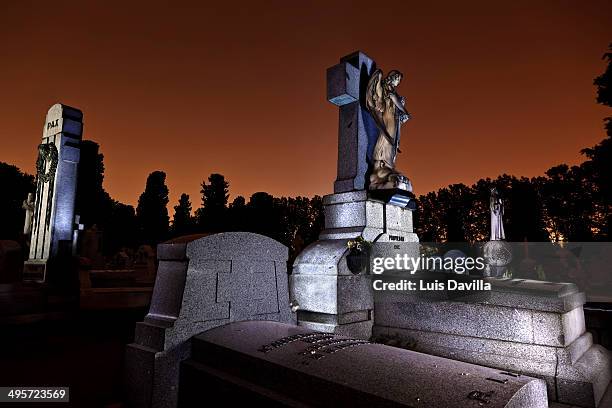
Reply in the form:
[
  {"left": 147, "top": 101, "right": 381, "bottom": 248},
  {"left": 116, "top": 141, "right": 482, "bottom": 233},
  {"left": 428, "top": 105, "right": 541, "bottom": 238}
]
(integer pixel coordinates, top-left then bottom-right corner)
[{"left": 327, "top": 51, "right": 378, "bottom": 193}]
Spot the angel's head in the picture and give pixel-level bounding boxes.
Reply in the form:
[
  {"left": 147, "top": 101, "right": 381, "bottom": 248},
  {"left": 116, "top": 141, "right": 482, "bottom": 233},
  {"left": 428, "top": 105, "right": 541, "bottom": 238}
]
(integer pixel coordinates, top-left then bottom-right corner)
[{"left": 384, "top": 70, "right": 403, "bottom": 88}]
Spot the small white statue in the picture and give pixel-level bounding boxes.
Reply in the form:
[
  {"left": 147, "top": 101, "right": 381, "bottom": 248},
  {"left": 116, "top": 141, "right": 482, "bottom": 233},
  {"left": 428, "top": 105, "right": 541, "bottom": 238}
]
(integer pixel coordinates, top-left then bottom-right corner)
[
  {"left": 490, "top": 187, "right": 505, "bottom": 241},
  {"left": 22, "top": 193, "right": 34, "bottom": 236}
]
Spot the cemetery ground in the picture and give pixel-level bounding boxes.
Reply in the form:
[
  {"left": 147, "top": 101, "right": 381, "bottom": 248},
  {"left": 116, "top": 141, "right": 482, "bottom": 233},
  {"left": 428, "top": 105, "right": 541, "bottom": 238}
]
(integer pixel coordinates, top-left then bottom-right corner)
[{"left": 0, "top": 308, "right": 146, "bottom": 407}]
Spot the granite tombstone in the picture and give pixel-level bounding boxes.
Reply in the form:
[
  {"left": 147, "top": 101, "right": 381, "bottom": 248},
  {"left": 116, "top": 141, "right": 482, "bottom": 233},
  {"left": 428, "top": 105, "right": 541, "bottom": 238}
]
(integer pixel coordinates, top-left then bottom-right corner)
[{"left": 125, "top": 232, "right": 295, "bottom": 408}]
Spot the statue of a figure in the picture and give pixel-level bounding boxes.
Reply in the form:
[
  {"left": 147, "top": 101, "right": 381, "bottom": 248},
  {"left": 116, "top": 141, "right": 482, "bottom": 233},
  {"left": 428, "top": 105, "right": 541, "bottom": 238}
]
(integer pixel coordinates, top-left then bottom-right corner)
[
  {"left": 490, "top": 188, "right": 505, "bottom": 240},
  {"left": 365, "top": 69, "right": 412, "bottom": 191},
  {"left": 22, "top": 193, "right": 34, "bottom": 236}
]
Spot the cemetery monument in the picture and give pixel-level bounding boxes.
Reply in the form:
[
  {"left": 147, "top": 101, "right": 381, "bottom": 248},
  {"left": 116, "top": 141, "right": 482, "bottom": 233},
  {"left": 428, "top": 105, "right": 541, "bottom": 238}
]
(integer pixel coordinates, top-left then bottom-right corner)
[
  {"left": 22, "top": 103, "right": 83, "bottom": 283},
  {"left": 290, "top": 51, "right": 419, "bottom": 339}
]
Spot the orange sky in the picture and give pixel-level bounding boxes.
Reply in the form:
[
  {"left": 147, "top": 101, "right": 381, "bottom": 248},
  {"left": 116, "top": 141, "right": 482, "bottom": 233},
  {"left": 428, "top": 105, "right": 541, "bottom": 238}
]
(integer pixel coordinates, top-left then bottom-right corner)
[{"left": 1, "top": 1, "right": 610, "bottom": 208}]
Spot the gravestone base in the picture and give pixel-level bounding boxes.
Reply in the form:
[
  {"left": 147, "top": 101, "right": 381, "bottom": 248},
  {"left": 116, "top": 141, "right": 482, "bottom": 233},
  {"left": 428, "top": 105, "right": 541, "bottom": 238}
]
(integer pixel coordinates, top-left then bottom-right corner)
[
  {"left": 291, "top": 190, "right": 418, "bottom": 340},
  {"left": 373, "top": 278, "right": 612, "bottom": 408},
  {"left": 22, "top": 260, "right": 46, "bottom": 283}
]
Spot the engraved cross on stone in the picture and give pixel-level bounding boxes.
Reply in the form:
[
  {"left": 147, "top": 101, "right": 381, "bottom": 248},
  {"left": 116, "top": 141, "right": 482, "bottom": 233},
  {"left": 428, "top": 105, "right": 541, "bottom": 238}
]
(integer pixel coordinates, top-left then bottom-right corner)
[
  {"left": 327, "top": 51, "right": 377, "bottom": 193},
  {"left": 217, "top": 260, "right": 280, "bottom": 321}
]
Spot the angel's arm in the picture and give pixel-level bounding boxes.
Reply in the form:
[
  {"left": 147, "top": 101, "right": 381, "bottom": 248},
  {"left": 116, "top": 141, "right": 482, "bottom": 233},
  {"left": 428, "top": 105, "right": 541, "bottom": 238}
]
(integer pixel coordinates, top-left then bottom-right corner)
[{"left": 389, "top": 93, "right": 409, "bottom": 116}]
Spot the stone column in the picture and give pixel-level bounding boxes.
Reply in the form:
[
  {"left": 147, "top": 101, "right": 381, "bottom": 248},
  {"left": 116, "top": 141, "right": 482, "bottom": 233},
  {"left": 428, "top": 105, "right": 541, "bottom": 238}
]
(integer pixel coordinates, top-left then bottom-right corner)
[{"left": 23, "top": 104, "right": 83, "bottom": 283}]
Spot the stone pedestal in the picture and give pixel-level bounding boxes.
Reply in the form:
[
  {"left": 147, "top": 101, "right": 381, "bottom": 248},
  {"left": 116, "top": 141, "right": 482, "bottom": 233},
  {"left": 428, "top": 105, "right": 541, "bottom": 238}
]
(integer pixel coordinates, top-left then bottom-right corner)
[
  {"left": 23, "top": 104, "right": 83, "bottom": 283},
  {"left": 291, "top": 191, "right": 418, "bottom": 339},
  {"left": 373, "top": 278, "right": 612, "bottom": 407}
]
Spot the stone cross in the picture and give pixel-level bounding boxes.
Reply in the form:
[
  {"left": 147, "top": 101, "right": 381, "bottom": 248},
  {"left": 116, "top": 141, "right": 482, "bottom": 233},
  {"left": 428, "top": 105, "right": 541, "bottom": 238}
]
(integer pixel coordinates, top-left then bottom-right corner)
[
  {"left": 23, "top": 104, "right": 83, "bottom": 282},
  {"left": 327, "top": 52, "right": 378, "bottom": 193}
]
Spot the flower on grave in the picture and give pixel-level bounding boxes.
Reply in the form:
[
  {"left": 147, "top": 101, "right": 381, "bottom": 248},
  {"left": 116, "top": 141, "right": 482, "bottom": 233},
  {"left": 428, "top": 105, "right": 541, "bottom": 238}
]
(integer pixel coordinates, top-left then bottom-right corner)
[{"left": 347, "top": 236, "right": 372, "bottom": 253}]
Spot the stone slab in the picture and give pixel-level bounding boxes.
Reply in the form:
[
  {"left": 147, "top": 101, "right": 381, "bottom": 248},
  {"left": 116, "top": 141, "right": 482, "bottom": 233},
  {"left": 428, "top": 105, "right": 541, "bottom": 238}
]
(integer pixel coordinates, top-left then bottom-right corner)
[
  {"left": 557, "top": 345, "right": 612, "bottom": 407},
  {"left": 373, "top": 326, "right": 596, "bottom": 399},
  {"left": 374, "top": 322, "right": 610, "bottom": 406},
  {"left": 181, "top": 320, "right": 548, "bottom": 408}
]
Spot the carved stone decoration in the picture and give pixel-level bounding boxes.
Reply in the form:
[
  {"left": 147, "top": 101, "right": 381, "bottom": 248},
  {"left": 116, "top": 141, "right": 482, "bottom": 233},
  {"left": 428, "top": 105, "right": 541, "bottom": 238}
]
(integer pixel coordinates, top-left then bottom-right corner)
[
  {"left": 34, "top": 142, "right": 59, "bottom": 228},
  {"left": 35, "top": 142, "right": 58, "bottom": 183},
  {"left": 365, "top": 69, "right": 412, "bottom": 191}
]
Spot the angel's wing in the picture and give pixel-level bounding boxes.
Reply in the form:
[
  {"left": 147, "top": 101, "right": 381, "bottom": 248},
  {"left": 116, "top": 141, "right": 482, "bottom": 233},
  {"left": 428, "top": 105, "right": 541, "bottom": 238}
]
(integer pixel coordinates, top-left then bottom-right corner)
[{"left": 366, "top": 69, "right": 384, "bottom": 114}]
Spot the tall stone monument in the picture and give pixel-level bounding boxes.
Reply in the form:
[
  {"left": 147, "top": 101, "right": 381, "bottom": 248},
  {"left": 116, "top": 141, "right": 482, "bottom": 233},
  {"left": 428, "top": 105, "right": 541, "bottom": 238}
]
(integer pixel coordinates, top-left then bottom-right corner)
[
  {"left": 291, "top": 51, "right": 418, "bottom": 339},
  {"left": 23, "top": 104, "right": 83, "bottom": 283}
]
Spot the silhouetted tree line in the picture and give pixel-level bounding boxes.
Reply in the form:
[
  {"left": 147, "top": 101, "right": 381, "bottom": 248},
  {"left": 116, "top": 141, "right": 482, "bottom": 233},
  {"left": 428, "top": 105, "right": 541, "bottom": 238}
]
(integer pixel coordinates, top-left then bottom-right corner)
[
  {"left": 76, "top": 159, "right": 325, "bottom": 259},
  {"left": 168, "top": 174, "right": 325, "bottom": 259},
  {"left": 1, "top": 45, "right": 610, "bottom": 252},
  {"left": 416, "top": 44, "right": 612, "bottom": 242}
]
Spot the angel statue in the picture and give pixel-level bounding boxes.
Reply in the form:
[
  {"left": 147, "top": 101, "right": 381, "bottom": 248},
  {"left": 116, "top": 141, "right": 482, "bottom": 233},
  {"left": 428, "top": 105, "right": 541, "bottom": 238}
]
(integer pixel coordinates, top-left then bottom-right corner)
[
  {"left": 490, "top": 187, "right": 505, "bottom": 241},
  {"left": 365, "top": 69, "right": 412, "bottom": 191}
]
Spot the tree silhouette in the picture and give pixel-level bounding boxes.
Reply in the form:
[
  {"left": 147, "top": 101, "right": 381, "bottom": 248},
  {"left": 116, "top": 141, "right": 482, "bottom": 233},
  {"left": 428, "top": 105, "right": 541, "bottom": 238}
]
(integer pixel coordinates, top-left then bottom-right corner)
[
  {"left": 538, "top": 165, "right": 594, "bottom": 241},
  {"left": 506, "top": 177, "right": 549, "bottom": 241},
  {"left": 594, "top": 44, "right": 612, "bottom": 108},
  {"left": 581, "top": 44, "right": 612, "bottom": 239},
  {"left": 245, "top": 192, "right": 279, "bottom": 238},
  {"left": 196, "top": 173, "right": 229, "bottom": 232},
  {"left": 136, "top": 171, "right": 170, "bottom": 245},
  {"left": 104, "top": 201, "right": 138, "bottom": 255},
  {"left": 227, "top": 195, "right": 247, "bottom": 231},
  {"left": 75, "top": 140, "right": 114, "bottom": 229},
  {"left": 171, "top": 193, "right": 193, "bottom": 237},
  {"left": 0, "top": 162, "right": 34, "bottom": 241}
]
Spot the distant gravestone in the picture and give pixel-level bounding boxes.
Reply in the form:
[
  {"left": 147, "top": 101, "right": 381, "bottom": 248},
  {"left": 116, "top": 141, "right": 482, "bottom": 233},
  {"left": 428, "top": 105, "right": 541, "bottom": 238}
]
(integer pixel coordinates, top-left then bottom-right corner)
[
  {"left": 80, "top": 225, "right": 104, "bottom": 267},
  {"left": 125, "top": 232, "right": 294, "bottom": 408},
  {"left": 23, "top": 104, "right": 83, "bottom": 282}
]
